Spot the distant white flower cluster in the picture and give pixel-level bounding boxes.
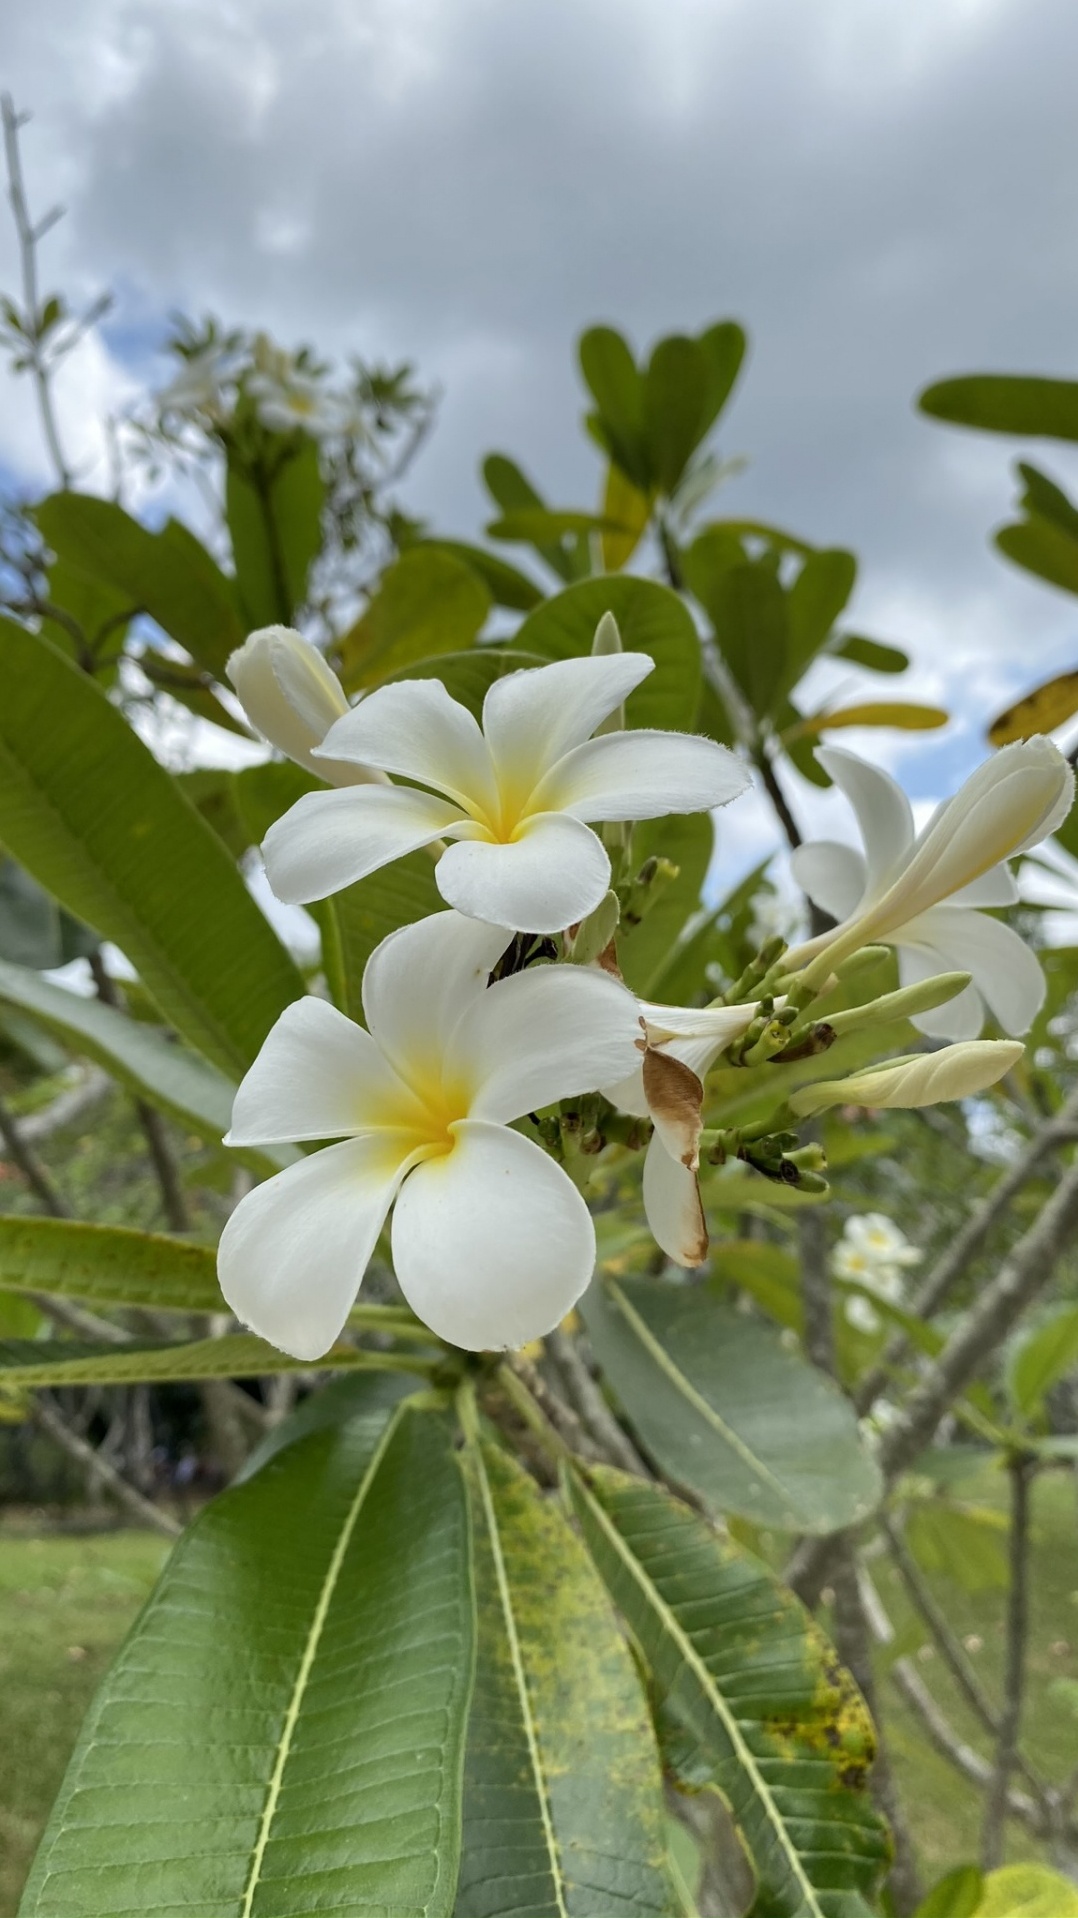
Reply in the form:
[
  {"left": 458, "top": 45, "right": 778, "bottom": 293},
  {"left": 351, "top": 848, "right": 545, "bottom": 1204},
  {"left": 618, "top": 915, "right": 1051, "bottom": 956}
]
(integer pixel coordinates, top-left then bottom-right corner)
[{"left": 833, "top": 1212, "right": 922, "bottom": 1333}]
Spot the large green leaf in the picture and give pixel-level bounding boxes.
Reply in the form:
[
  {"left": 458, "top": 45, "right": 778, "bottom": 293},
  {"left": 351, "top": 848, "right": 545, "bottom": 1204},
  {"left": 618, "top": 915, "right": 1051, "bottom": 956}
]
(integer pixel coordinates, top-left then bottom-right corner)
[
  {"left": 0, "top": 1217, "right": 225, "bottom": 1314},
  {"left": 1007, "top": 1304, "right": 1078, "bottom": 1419},
  {"left": 455, "top": 1435, "right": 676, "bottom": 1918},
  {"left": 226, "top": 435, "right": 325, "bottom": 628},
  {"left": 919, "top": 373, "right": 1078, "bottom": 442},
  {"left": 582, "top": 1277, "right": 882, "bottom": 1533},
  {"left": 782, "top": 549, "right": 857, "bottom": 693},
  {"left": 686, "top": 544, "right": 788, "bottom": 719},
  {"left": 417, "top": 540, "right": 544, "bottom": 611},
  {"left": 617, "top": 814, "right": 713, "bottom": 997},
  {"left": 644, "top": 335, "right": 709, "bottom": 497},
  {"left": 481, "top": 456, "right": 583, "bottom": 583},
  {"left": 339, "top": 549, "right": 491, "bottom": 693},
  {"left": 0, "top": 620, "right": 305, "bottom": 1074},
  {"left": 35, "top": 494, "right": 245, "bottom": 677},
  {"left": 19, "top": 1402, "right": 474, "bottom": 1918},
  {"left": 239, "top": 1370, "right": 424, "bottom": 1480},
  {"left": 995, "top": 513, "right": 1078, "bottom": 597},
  {"left": 0, "top": 861, "right": 97, "bottom": 969},
  {"left": 0, "top": 1333, "right": 423, "bottom": 1386},
  {"left": 569, "top": 1468, "right": 890, "bottom": 1918},
  {"left": 695, "top": 321, "right": 747, "bottom": 439},
  {"left": 578, "top": 325, "right": 649, "bottom": 489},
  {"left": 512, "top": 577, "right": 701, "bottom": 732}
]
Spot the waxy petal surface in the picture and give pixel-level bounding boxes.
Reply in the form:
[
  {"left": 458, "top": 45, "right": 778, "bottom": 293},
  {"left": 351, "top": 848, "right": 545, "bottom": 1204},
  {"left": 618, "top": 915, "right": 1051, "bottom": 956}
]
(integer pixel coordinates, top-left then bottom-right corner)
[
  {"left": 263, "top": 783, "right": 469, "bottom": 904},
  {"left": 534, "top": 729, "right": 749, "bottom": 822},
  {"left": 435, "top": 811, "right": 611, "bottom": 933},
  {"left": 456, "top": 963, "right": 642, "bottom": 1124},
  {"left": 361, "top": 911, "right": 511, "bottom": 1090},
  {"left": 817, "top": 748, "right": 915, "bottom": 895},
  {"left": 482, "top": 652, "right": 655, "bottom": 798},
  {"left": 642, "top": 1132, "right": 708, "bottom": 1267},
  {"left": 317, "top": 678, "right": 500, "bottom": 818},
  {"left": 225, "top": 996, "right": 424, "bottom": 1144}
]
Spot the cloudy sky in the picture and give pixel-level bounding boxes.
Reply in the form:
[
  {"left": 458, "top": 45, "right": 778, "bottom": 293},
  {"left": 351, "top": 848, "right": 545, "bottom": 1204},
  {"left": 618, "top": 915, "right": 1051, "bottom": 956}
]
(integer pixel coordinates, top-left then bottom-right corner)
[{"left": 3, "top": 0, "right": 1078, "bottom": 900}]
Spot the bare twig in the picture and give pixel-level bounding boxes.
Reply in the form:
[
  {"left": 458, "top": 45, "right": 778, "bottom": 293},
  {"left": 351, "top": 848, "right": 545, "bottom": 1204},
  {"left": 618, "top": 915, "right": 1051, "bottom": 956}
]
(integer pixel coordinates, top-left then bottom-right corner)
[
  {"left": 88, "top": 951, "right": 192, "bottom": 1232},
  {"left": 30, "top": 1390, "right": 180, "bottom": 1536},
  {"left": 0, "top": 1087, "right": 69, "bottom": 1216},
  {"left": 798, "top": 1176, "right": 833, "bottom": 1373},
  {"left": 17, "top": 1067, "right": 110, "bottom": 1143},
  {"left": 545, "top": 1327, "right": 648, "bottom": 1474},
  {"left": 1, "top": 95, "right": 72, "bottom": 487},
  {"left": 28, "top": 1289, "right": 127, "bottom": 1344},
  {"left": 982, "top": 1453, "right": 1037, "bottom": 1868}
]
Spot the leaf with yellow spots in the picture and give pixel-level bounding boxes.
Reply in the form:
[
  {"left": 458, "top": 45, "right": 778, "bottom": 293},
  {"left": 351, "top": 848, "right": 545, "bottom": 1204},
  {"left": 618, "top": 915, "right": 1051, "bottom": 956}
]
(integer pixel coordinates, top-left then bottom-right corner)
[
  {"left": 455, "top": 1435, "right": 679, "bottom": 1918},
  {"left": 988, "top": 669, "right": 1078, "bottom": 746},
  {"left": 601, "top": 461, "right": 653, "bottom": 572},
  {"left": 570, "top": 1467, "right": 891, "bottom": 1918},
  {"left": 784, "top": 701, "right": 949, "bottom": 741}
]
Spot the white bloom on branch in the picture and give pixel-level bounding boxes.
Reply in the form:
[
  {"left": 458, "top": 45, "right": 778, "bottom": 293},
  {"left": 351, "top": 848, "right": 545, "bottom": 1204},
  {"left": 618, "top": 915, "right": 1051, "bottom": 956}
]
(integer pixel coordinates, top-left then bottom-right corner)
[
  {"left": 218, "top": 911, "right": 642, "bottom": 1356},
  {"left": 833, "top": 1211, "right": 921, "bottom": 1332},
  {"left": 788, "top": 741, "right": 1073, "bottom": 1039},
  {"left": 155, "top": 346, "right": 233, "bottom": 416},
  {"left": 226, "top": 627, "right": 381, "bottom": 786},
  {"left": 789, "top": 1039, "right": 1024, "bottom": 1116},
  {"left": 603, "top": 997, "right": 760, "bottom": 1270},
  {"left": 248, "top": 369, "right": 350, "bottom": 438},
  {"left": 262, "top": 653, "right": 750, "bottom": 933}
]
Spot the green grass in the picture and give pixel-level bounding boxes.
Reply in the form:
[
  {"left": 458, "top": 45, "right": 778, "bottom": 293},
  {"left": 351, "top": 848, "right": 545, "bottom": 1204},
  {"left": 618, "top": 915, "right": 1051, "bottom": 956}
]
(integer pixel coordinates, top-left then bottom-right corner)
[{"left": 0, "top": 1525, "right": 168, "bottom": 1916}]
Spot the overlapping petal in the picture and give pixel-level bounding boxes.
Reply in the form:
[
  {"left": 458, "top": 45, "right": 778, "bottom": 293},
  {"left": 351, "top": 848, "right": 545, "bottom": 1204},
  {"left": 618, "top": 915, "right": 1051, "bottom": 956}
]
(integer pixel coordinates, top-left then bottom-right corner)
[
  {"left": 317, "top": 678, "right": 501, "bottom": 818},
  {"left": 262, "top": 784, "right": 470, "bottom": 904},
  {"left": 225, "top": 997, "right": 424, "bottom": 1144},
  {"left": 899, "top": 905, "right": 1047, "bottom": 1037},
  {"left": 482, "top": 652, "right": 655, "bottom": 797},
  {"left": 456, "top": 963, "right": 642, "bottom": 1123},
  {"left": 816, "top": 748, "right": 914, "bottom": 895},
  {"left": 361, "top": 911, "right": 511, "bottom": 1087},
  {"left": 218, "top": 1135, "right": 416, "bottom": 1360},
  {"left": 789, "top": 840, "right": 867, "bottom": 923},
  {"left": 435, "top": 811, "right": 611, "bottom": 932},
  {"left": 533, "top": 729, "right": 750, "bottom": 822},
  {"left": 391, "top": 1119, "right": 596, "bottom": 1349}
]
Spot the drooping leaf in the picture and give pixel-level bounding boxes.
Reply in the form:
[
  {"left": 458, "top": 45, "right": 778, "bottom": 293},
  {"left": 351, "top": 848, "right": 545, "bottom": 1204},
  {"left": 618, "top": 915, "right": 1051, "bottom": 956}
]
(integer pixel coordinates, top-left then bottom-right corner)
[
  {"left": 988, "top": 669, "right": 1078, "bottom": 746},
  {"left": 569, "top": 1467, "right": 891, "bottom": 1918},
  {"left": 1007, "top": 1303, "right": 1078, "bottom": 1419},
  {"left": 0, "top": 1331, "right": 421, "bottom": 1387},
  {"left": 789, "top": 702, "right": 948, "bottom": 738},
  {"left": 832, "top": 634, "right": 909, "bottom": 675},
  {"left": 19, "top": 1403, "right": 474, "bottom": 1918},
  {"left": 995, "top": 514, "right": 1078, "bottom": 596},
  {"left": 512, "top": 576, "right": 701, "bottom": 732},
  {"left": 226, "top": 434, "right": 325, "bottom": 627},
  {"left": 919, "top": 373, "right": 1078, "bottom": 442},
  {"left": 455, "top": 1435, "right": 676, "bottom": 1918},
  {"left": 339, "top": 548, "right": 491, "bottom": 692},
  {"left": 782, "top": 549, "right": 857, "bottom": 692},
  {"left": 644, "top": 336, "right": 710, "bottom": 497},
  {"left": 35, "top": 493, "right": 245, "bottom": 677},
  {"left": 581, "top": 1277, "right": 882, "bottom": 1533},
  {"left": 617, "top": 814, "right": 713, "bottom": 997},
  {"left": 0, "top": 1216, "right": 225, "bottom": 1314},
  {"left": 0, "top": 620, "right": 305, "bottom": 1075}
]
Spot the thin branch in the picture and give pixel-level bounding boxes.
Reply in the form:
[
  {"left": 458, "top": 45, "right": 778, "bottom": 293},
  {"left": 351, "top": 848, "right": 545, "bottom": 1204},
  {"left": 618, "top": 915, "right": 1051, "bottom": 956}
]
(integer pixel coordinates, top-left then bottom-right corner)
[
  {"left": 797, "top": 1174, "right": 833, "bottom": 1373},
  {"left": 0, "top": 1087, "right": 69, "bottom": 1215},
  {"left": 88, "top": 951, "right": 192, "bottom": 1232},
  {"left": 1, "top": 95, "right": 73, "bottom": 487},
  {"left": 981, "top": 1453, "right": 1036, "bottom": 1869},
  {"left": 29, "top": 1289, "right": 127, "bottom": 1344},
  {"left": 544, "top": 1327, "right": 648, "bottom": 1474},
  {"left": 30, "top": 1390, "right": 180, "bottom": 1537}
]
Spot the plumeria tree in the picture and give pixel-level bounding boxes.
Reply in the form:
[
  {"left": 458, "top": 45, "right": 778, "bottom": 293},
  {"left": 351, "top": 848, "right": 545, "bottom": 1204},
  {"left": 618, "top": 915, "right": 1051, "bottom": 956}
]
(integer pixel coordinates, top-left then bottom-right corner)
[{"left": 4, "top": 101, "right": 1078, "bottom": 1918}]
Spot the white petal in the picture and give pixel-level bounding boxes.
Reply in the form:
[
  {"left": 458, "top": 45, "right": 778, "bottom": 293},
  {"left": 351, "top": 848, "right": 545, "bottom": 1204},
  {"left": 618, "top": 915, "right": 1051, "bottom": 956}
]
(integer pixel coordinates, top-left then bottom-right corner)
[
  {"left": 533, "top": 730, "right": 749, "bottom": 822},
  {"left": 900, "top": 906, "right": 1046, "bottom": 1036},
  {"left": 947, "top": 864, "right": 1020, "bottom": 908},
  {"left": 601, "top": 1063, "right": 649, "bottom": 1116},
  {"left": 436, "top": 812, "right": 611, "bottom": 933},
  {"left": 217, "top": 1136, "right": 413, "bottom": 1360},
  {"left": 789, "top": 840, "right": 868, "bottom": 922},
  {"left": 639, "top": 1000, "right": 759, "bottom": 1047},
  {"left": 482, "top": 653, "right": 655, "bottom": 797},
  {"left": 361, "top": 910, "right": 512, "bottom": 1088},
  {"left": 456, "top": 965, "right": 643, "bottom": 1123},
  {"left": 642, "top": 1133, "right": 708, "bottom": 1266},
  {"left": 317, "top": 679, "right": 499, "bottom": 817},
  {"left": 897, "top": 945, "right": 985, "bottom": 1041},
  {"left": 391, "top": 1120, "right": 595, "bottom": 1349},
  {"left": 226, "top": 997, "right": 424, "bottom": 1144},
  {"left": 817, "top": 747, "right": 915, "bottom": 894},
  {"left": 262, "top": 784, "right": 469, "bottom": 905}
]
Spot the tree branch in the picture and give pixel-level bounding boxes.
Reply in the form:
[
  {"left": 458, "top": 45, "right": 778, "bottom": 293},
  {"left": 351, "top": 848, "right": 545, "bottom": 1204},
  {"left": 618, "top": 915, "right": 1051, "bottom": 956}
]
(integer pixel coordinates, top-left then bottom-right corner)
[
  {"left": 88, "top": 951, "right": 192, "bottom": 1232},
  {"left": 1, "top": 96, "right": 73, "bottom": 488},
  {"left": 544, "top": 1327, "right": 648, "bottom": 1474},
  {"left": 0, "top": 1087, "right": 69, "bottom": 1216},
  {"left": 981, "top": 1453, "right": 1036, "bottom": 1869},
  {"left": 30, "top": 1390, "right": 180, "bottom": 1537}
]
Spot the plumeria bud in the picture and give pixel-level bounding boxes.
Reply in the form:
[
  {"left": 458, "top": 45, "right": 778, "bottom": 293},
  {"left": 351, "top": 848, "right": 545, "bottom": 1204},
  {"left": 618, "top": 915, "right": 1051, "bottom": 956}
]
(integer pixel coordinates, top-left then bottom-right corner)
[
  {"left": 789, "top": 1039, "right": 1024, "bottom": 1116},
  {"left": 825, "top": 971, "right": 972, "bottom": 1037},
  {"left": 226, "top": 627, "right": 380, "bottom": 786},
  {"left": 592, "top": 613, "right": 628, "bottom": 739}
]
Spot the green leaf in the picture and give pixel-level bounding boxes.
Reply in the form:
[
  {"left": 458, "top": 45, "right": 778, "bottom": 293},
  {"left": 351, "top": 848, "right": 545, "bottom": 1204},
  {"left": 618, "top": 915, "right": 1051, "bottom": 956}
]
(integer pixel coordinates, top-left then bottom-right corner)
[
  {"left": 581, "top": 1276, "right": 882, "bottom": 1533},
  {"left": 417, "top": 539, "right": 544, "bottom": 611},
  {"left": 1008, "top": 1304, "right": 1078, "bottom": 1418},
  {"left": 644, "top": 336, "right": 709, "bottom": 497},
  {"left": 1015, "top": 461, "right": 1078, "bottom": 535},
  {"left": 0, "top": 860, "right": 97, "bottom": 970},
  {"left": 226, "top": 434, "right": 325, "bottom": 627},
  {"left": 19, "top": 1402, "right": 474, "bottom": 1918},
  {"left": 0, "top": 620, "right": 305, "bottom": 1075},
  {"left": 486, "top": 508, "right": 621, "bottom": 543},
  {"left": 790, "top": 701, "right": 948, "bottom": 737},
  {"left": 783, "top": 549, "right": 857, "bottom": 692},
  {"left": 974, "top": 1864, "right": 1078, "bottom": 1918},
  {"left": 996, "top": 512, "right": 1078, "bottom": 597},
  {"left": 482, "top": 454, "right": 581, "bottom": 583},
  {"left": 0, "top": 1332, "right": 420, "bottom": 1387},
  {"left": 455, "top": 1435, "right": 676, "bottom": 1918},
  {"left": 0, "top": 1216, "right": 225, "bottom": 1314},
  {"left": 913, "top": 1865, "right": 983, "bottom": 1918},
  {"left": 40, "top": 554, "right": 131, "bottom": 681},
  {"left": 35, "top": 494, "right": 246, "bottom": 677},
  {"left": 578, "top": 325, "right": 649, "bottom": 489},
  {"left": 905, "top": 1501, "right": 1008, "bottom": 1593},
  {"left": 140, "top": 652, "right": 251, "bottom": 738},
  {"left": 832, "top": 634, "right": 909, "bottom": 675},
  {"left": 569, "top": 1467, "right": 890, "bottom": 1918},
  {"left": 175, "top": 767, "right": 252, "bottom": 859},
  {"left": 512, "top": 576, "right": 701, "bottom": 732},
  {"left": 396, "top": 648, "right": 550, "bottom": 720},
  {"left": 339, "top": 548, "right": 491, "bottom": 693},
  {"left": 617, "top": 814, "right": 713, "bottom": 997},
  {"left": 919, "top": 373, "right": 1078, "bottom": 442},
  {"left": 239, "top": 1369, "right": 424, "bottom": 1480},
  {"left": 685, "top": 541, "right": 788, "bottom": 718},
  {"left": 695, "top": 321, "right": 747, "bottom": 438}
]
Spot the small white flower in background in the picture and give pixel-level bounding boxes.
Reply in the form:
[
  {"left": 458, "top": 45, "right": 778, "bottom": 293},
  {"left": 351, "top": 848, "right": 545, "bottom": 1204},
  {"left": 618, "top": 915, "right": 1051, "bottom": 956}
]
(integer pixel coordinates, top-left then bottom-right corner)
[
  {"left": 155, "top": 346, "right": 234, "bottom": 417},
  {"left": 248, "top": 369, "right": 350, "bottom": 438},
  {"left": 262, "top": 652, "right": 750, "bottom": 934},
  {"left": 788, "top": 740, "right": 1074, "bottom": 1039},
  {"left": 790, "top": 1039, "right": 1024, "bottom": 1116},
  {"left": 840, "top": 1211, "right": 923, "bottom": 1273},
  {"left": 832, "top": 1216, "right": 917, "bottom": 1334},
  {"left": 226, "top": 626, "right": 383, "bottom": 786},
  {"left": 217, "top": 910, "right": 642, "bottom": 1356},
  {"left": 602, "top": 998, "right": 760, "bottom": 1269}
]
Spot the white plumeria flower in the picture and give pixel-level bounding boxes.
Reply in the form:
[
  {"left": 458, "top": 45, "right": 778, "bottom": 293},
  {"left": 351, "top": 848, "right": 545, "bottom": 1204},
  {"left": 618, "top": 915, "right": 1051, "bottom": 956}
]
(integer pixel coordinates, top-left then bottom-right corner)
[
  {"left": 226, "top": 626, "right": 382, "bottom": 786},
  {"left": 155, "top": 345, "right": 233, "bottom": 416},
  {"left": 841, "top": 1211, "right": 922, "bottom": 1271},
  {"left": 248, "top": 370, "right": 350, "bottom": 438},
  {"left": 603, "top": 998, "right": 760, "bottom": 1269},
  {"left": 833, "top": 1234, "right": 908, "bottom": 1335},
  {"left": 788, "top": 741, "right": 1073, "bottom": 1039},
  {"left": 262, "top": 653, "right": 750, "bottom": 934},
  {"left": 217, "top": 910, "right": 642, "bottom": 1356},
  {"left": 790, "top": 1039, "right": 1024, "bottom": 1116}
]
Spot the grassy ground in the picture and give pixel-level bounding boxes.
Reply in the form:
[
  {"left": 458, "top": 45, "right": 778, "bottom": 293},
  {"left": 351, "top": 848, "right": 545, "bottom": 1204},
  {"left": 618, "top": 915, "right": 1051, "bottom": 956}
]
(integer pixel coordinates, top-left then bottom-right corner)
[{"left": 1, "top": 1467, "right": 1075, "bottom": 1912}]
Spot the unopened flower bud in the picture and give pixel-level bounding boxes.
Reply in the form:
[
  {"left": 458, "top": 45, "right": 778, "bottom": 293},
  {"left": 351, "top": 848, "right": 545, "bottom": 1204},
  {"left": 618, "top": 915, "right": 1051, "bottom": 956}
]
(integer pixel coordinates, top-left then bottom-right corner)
[
  {"left": 227, "top": 627, "right": 381, "bottom": 785},
  {"left": 826, "top": 971, "right": 972, "bottom": 1038},
  {"left": 789, "top": 1039, "right": 1024, "bottom": 1116}
]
